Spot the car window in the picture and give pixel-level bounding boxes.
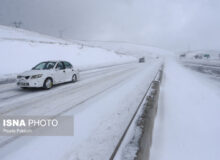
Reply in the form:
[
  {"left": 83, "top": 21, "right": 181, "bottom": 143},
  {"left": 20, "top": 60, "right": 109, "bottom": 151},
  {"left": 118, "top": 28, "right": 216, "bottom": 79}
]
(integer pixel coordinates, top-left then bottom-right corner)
[
  {"left": 46, "top": 62, "right": 55, "bottom": 69},
  {"left": 32, "top": 62, "right": 56, "bottom": 70},
  {"left": 63, "top": 61, "right": 72, "bottom": 69},
  {"left": 56, "top": 62, "right": 65, "bottom": 70}
]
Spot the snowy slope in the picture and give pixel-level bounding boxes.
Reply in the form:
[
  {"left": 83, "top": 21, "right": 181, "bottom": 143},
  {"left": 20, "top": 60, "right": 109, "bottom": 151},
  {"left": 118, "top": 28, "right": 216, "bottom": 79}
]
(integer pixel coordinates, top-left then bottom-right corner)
[
  {"left": 0, "top": 25, "right": 69, "bottom": 43},
  {"left": 0, "top": 25, "right": 136, "bottom": 78},
  {"left": 73, "top": 40, "right": 173, "bottom": 58}
]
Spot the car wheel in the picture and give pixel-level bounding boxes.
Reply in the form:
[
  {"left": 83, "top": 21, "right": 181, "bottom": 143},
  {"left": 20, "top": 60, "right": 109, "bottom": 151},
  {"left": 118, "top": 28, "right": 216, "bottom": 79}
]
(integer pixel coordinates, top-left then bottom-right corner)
[
  {"left": 43, "top": 78, "right": 53, "bottom": 89},
  {"left": 72, "top": 74, "right": 77, "bottom": 83}
]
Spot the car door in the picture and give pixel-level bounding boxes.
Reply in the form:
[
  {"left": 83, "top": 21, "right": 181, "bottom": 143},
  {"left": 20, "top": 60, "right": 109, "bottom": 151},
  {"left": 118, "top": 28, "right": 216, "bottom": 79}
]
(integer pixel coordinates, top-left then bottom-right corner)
[
  {"left": 54, "top": 62, "right": 66, "bottom": 83},
  {"left": 63, "top": 61, "right": 74, "bottom": 82}
]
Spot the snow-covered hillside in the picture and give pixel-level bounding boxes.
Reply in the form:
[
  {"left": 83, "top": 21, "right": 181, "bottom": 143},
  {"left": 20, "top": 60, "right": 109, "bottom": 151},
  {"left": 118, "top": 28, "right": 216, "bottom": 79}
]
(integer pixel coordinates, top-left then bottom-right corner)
[
  {"left": 0, "top": 25, "right": 136, "bottom": 79},
  {"left": 0, "top": 25, "right": 68, "bottom": 43},
  {"left": 73, "top": 40, "right": 173, "bottom": 58}
]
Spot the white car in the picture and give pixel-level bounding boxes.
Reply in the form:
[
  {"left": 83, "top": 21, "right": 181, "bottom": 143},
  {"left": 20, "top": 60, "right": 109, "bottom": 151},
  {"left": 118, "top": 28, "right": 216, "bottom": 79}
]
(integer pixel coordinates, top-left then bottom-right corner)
[{"left": 17, "top": 61, "right": 79, "bottom": 89}]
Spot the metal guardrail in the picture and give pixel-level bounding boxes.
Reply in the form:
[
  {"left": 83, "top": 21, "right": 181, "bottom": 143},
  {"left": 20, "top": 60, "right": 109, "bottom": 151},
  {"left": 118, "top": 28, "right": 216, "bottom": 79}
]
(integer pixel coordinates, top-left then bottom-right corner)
[{"left": 109, "top": 65, "right": 163, "bottom": 160}]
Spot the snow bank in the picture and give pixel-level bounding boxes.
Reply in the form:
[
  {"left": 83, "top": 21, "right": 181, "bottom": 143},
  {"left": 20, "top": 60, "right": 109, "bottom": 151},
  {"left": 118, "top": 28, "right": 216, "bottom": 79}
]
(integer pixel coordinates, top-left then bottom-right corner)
[
  {"left": 150, "top": 59, "right": 220, "bottom": 160},
  {"left": 0, "top": 25, "right": 136, "bottom": 78}
]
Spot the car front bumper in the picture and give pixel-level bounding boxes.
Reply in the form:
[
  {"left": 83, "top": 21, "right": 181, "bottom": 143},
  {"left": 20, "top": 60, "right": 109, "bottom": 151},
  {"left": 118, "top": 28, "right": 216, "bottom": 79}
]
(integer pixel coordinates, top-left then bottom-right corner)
[{"left": 17, "top": 78, "right": 44, "bottom": 88}]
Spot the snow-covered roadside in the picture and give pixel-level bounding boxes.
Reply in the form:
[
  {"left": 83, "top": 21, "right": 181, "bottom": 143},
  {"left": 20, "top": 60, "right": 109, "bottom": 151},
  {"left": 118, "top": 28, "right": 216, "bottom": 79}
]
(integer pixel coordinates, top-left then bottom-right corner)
[
  {"left": 150, "top": 59, "right": 220, "bottom": 160},
  {"left": 0, "top": 62, "right": 161, "bottom": 160},
  {"left": 0, "top": 25, "right": 136, "bottom": 81},
  {"left": 0, "top": 40, "right": 136, "bottom": 75}
]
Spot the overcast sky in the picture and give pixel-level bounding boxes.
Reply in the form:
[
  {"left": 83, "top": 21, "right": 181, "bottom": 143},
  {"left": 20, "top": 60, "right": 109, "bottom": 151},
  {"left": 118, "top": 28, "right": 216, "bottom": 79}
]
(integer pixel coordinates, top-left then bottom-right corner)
[{"left": 0, "top": 0, "right": 220, "bottom": 51}]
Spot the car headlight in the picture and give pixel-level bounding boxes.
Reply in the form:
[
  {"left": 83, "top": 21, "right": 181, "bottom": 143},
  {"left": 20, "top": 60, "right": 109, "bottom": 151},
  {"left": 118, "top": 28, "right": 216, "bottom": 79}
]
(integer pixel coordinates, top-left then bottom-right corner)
[{"left": 31, "top": 74, "right": 43, "bottom": 79}]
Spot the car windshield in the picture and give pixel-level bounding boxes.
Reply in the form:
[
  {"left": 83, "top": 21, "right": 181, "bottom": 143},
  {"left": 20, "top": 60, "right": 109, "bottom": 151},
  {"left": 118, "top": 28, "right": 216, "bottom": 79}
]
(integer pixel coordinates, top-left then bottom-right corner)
[{"left": 32, "top": 62, "right": 56, "bottom": 70}]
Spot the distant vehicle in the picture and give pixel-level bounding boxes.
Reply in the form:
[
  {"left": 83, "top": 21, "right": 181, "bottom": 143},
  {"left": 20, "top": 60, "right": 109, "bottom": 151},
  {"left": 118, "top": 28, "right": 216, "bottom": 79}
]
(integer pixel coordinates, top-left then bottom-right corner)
[
  {"left": 17, "top": 61, "right": 79, "bottom": 89},
  {"left": 194, "top": 55, "right": 203, "bottom": 59},
  {"left": 203, "top": 54, "right": 210, "bottom": 59},
  {"left": 139, "top": 57, "right": 145, "bottom": 63},
  {"left": 180, "top": 54, "right": 186, "bottom": 58}
]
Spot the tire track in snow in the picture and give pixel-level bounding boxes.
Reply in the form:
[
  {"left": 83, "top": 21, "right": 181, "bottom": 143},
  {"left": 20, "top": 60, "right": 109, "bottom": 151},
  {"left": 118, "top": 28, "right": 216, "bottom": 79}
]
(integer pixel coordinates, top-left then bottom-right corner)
[{"left": 0, "top": 65, "right": 140, "bottom": 148}]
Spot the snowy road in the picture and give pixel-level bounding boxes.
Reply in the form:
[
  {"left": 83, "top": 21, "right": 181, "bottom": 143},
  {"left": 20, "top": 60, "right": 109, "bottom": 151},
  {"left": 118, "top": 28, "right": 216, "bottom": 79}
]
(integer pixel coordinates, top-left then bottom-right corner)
[
  {"left": 182, "top": 61, "right": 220, "bottom": 81},
  {"left": 0, "top": 61, "right": 162, "bottom": 160},
  {"left": 0, "top": 63, "right": 139, "bottom": 116}
]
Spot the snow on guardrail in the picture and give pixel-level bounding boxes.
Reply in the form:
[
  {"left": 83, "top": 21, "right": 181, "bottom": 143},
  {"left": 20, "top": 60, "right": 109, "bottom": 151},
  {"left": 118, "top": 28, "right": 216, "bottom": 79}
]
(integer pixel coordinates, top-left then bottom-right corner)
[{"left": 110, "top": 65, "right": 163, "bottom": 160}]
